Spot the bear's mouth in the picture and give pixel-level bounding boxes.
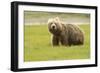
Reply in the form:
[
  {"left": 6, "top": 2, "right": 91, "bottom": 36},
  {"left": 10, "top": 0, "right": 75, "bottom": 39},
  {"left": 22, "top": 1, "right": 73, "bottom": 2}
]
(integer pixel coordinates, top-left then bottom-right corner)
[{"left": 49, "top": 28, "right": 61, "bottom": 35}]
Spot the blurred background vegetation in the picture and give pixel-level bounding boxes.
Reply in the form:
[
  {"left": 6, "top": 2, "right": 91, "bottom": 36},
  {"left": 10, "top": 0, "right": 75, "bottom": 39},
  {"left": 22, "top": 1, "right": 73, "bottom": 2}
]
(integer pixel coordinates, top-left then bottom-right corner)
[{"left": 24, "top": 11, "right": 90, "bottom": 25}]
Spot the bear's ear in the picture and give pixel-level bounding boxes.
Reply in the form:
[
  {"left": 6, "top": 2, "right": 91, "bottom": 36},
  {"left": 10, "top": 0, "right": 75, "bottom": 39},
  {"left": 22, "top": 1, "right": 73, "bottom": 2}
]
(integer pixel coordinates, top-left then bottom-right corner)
[
  {"left": 47, "top": 18, "right": 53, "bottom": 24},
  {"left": 54, "top": 17, "right": 62, "bottom": 24},
  {"left": 54, "top": 17, "right": 60, "bottom": 21}
]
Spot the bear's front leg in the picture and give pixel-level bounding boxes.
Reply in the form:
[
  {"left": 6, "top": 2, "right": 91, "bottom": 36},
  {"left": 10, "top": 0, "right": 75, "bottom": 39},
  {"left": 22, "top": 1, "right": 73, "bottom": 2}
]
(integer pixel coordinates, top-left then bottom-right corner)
[
  {"left": 60, "top": 36, "right": 68, "bottom": 46},
  {"left": 52, "top": 36, "right": 59, "bottom": 46}
]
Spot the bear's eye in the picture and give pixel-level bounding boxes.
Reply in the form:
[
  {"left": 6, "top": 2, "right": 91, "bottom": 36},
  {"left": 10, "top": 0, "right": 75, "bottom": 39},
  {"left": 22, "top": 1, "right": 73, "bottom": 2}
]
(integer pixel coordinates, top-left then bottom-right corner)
[
  {"left": 54, "top": 23, "right": 57, "bottom": 25},
  {"left": 50, "top": 23, "right": 53, "bottom": 25}
]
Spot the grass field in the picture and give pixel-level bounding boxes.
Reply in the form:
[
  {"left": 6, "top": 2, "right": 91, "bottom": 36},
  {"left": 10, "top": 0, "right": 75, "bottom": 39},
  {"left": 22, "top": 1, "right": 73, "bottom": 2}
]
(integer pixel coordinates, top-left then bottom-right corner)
[{"left": 24, "top": 24, "right": 90, "bottom": 62}]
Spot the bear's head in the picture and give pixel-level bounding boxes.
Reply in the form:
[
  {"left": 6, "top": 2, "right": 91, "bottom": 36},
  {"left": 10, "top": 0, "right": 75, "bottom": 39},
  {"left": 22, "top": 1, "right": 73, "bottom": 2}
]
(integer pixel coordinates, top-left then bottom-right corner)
[{"left": 48, "top": 17, "right": 63, "bottom": 35}]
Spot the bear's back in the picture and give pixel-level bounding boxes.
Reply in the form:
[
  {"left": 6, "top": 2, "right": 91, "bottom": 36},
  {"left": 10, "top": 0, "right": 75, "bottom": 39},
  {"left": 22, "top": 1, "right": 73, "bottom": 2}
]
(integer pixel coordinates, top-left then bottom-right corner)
[{"left": 66, "top": 24, "right": 84, "bottom": 45}]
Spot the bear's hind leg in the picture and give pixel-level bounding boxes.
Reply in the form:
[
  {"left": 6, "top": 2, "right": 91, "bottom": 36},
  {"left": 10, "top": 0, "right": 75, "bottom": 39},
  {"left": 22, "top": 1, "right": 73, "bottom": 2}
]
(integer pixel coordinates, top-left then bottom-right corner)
[{"left": 52, "top": 36, "right": 59, "bottom": 46}]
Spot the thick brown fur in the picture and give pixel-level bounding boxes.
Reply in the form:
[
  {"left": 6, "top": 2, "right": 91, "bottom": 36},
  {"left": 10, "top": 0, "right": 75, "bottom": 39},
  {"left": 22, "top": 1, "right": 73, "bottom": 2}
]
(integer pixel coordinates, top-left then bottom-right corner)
[{"left": 48, "top": 17, "right": 84, "bottom": 46}]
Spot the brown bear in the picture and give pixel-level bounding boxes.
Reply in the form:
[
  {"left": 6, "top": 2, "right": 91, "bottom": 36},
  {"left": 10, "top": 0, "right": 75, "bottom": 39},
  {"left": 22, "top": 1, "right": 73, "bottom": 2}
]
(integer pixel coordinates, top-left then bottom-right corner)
[{"left": 48, "top": 17, "right": 84, "bottom": 46}]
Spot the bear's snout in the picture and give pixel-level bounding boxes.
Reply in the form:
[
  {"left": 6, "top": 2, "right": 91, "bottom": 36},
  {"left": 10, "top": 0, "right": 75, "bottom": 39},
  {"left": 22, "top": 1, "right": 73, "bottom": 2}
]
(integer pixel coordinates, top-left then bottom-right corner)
[
  {"left": 52, "top": 25, "right": 55, "bottom": 29},
  {"left": 51, "top": 23, "right": 56, "bottom": 30}
]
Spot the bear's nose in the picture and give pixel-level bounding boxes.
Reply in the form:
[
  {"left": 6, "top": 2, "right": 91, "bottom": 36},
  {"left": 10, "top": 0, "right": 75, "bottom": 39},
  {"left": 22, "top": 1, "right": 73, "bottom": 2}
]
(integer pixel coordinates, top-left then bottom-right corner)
[{"left": 52, "top": 26, "right": 55, "bottom": 29}]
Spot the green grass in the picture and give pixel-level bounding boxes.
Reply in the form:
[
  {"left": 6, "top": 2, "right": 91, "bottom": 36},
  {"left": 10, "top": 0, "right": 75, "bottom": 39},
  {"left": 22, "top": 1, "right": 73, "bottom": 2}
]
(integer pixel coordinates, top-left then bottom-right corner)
[{"left": 24, "top": 24, "right": 90, "bottom": 62}]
